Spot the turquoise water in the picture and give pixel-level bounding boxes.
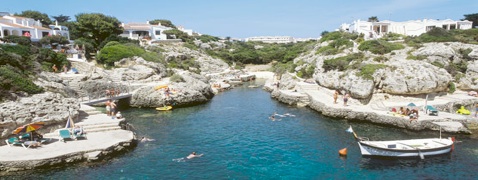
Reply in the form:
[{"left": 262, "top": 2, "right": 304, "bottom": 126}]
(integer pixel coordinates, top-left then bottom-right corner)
[{"left": 5, "top": 84, "right": 478, "bottom": 179}]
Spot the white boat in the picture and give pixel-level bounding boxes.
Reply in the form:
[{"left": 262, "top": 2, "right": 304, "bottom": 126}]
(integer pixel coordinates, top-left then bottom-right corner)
[
  {"left": 347, "top": 126, "right": 454, "bottom": 158},
  {"left": 358, "top": 138, "right": 454, "bottom": 158}
]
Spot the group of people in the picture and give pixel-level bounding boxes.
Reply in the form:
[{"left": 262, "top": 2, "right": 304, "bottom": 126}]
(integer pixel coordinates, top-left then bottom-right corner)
[
  {"left": 105, "top": 89, "right": 120, "bottom": 98},
  {"left": 333, "top": 90, "right": 350, "bottom": 106},
  {"left": 52, "top": 64, "right": 69, "bottom": 73},
  {"left": 394, "top": 107, "right": 419, "bottom": 122}
]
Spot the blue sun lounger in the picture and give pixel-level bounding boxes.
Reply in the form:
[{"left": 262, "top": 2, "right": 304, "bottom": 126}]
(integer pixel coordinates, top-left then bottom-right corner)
[
  {"left": 425, "top": 105, "right": 439, "bottom": 116},
  {"left": 5, "top": 137, "right": 27, "bottom": 149},
  {"left": 59, "top": 129, "right": 74, "bottom": 142}
]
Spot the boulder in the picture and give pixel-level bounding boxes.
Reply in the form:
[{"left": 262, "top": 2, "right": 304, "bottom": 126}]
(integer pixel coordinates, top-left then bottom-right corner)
[
  {"left": 380, "top": 61, "right": 451, "bottom": 94},
  {"left": 129, "top": 71, "right": 214, "bottom": 107}
]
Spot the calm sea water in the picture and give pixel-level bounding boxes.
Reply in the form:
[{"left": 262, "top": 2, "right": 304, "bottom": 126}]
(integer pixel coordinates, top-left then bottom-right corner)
[{"left": 5, "top": 82, "right": 478, "bottom": 179}]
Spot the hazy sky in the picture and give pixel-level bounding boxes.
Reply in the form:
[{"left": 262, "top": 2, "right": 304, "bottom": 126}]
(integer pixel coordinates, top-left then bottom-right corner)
[{"left": 4, "top": 0, "right": 477, "bottom": 38}]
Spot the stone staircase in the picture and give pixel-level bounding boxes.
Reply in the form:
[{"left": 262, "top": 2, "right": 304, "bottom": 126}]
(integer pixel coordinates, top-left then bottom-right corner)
[{"left": 43, "top": 105, "right": 124, "bottom": 138}]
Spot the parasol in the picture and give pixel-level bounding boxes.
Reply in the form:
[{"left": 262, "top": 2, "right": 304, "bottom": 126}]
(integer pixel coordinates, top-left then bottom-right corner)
[
  {"left": 13, "top": 122, "right": 45, "bottom": 135},
  {"left": 65, "top": 115, "right": 75, "bottom": 129}
]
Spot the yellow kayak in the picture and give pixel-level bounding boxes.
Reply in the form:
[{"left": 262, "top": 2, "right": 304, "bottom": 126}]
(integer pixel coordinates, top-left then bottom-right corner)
[{"left": 156, "top": 106, "right": 173, "bottom": 111}]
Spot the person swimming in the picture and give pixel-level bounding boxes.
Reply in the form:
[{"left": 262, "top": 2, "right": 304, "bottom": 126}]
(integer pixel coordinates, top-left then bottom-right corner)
[
  {"left": 186, "top": 152, "right": 203, "bottom": 159},
  {"left": 140, "top": 136, "right": 155, "bottom": 142}
]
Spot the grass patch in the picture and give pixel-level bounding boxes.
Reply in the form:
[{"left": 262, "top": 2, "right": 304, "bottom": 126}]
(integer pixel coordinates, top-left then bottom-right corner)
[{"left": 356, "top": 64, "right": 387, "bottom": 80}]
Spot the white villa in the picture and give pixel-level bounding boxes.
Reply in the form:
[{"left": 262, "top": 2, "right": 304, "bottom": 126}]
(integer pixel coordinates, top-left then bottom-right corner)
[
  {"left": 119, "top": 22, "right": 172, "bottom": 41},
  {"left": 340, "top": 19, "right": 473, "bottom": 39},
  {"left": 178, "top": 26, "right": 200, "bottom": 36},
  {"left": 245, "top": 36, "right": 295, "bottom": 43},
  {"left": 0, "top": 15, "right": 70, "bottom": 41}
]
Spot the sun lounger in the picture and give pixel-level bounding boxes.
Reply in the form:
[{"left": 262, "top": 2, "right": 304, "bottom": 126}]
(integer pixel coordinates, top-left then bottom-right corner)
[
  {"left": 59, "top": 129, "right": 74, "bottom": 142},
  {"left": 5, "top": 137, "right": 27, "bottom": 149},
  {"left": 73, "top": 132, "right": 87, "bottom": 140},
  {"left": 424, "top": 105, "right": 439, "bottom": 116}
]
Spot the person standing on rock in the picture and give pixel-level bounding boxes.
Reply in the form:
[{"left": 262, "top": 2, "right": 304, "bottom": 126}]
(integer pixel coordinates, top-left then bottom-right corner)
[
  {"left": 105, "top": 99, "right": 111, "bottom": 116},
  {"left": 343, "top": 93, "right": 350, "bottom": 106},
  {"left": 333, "top": 90, "right": 339, "bottom": 104},
  {"left": 110, "top": 100, "right": 117, "bottom": 119}
]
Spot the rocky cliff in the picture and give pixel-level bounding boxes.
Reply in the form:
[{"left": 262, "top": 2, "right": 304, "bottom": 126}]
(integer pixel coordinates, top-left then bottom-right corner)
[{"left": 299, "top": 42, "right": 478, "bottom": 101}]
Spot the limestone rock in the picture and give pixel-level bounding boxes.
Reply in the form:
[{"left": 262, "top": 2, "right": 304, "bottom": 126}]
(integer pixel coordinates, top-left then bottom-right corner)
[
  {"left": 129, "top": 71, "right": 214, "bottom": 107},
  {"left": 0, "top": 92, "right": 80, "bottom": 139}
]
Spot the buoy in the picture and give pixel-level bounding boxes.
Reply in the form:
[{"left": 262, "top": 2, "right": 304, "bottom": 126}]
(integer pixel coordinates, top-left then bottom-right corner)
[{"left": 339, "top": 148, "right": 347, "bottom": 156}]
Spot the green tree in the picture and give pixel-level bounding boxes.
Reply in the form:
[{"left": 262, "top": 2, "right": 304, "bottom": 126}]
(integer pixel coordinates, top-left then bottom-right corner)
[
  {"left": 74, "top": 13, "right": 123, "bottom": 50},
  {"left": 463, "top": 13, "right": 478, "bottom": 28},
  {"left": 149, "top": 19, "right": 176, "bottom": 28},
  {"left": 15, "top": 10, "right": 52, "bottom": 27},
  {"left": 368, "top": 16, "right": 379, "bottom": 22},
  {"left": 51, "top": 14, "right": 71, "bottom": 24},
  {"left": 39, "top": 35, "right": 69, "bottom": 46}
]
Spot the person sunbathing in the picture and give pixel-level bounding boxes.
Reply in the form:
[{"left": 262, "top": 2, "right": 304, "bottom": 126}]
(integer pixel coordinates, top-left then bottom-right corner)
[{"left": 73, "top": 125, "right": 84, "bottom": 135}]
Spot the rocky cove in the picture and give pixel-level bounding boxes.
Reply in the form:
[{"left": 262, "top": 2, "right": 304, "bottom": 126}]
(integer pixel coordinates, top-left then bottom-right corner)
[
  {"left": 1, "top": 40, "right": 478, "bottom": 172},
  {"left": 2, "top": 41, "right": 478, "bottom": 139}
]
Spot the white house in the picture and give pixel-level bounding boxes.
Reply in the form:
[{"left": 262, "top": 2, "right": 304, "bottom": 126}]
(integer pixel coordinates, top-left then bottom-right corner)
[
  {"left": 0, "top": 15, "right": 70, "bottom": 42},
  {"left": 120, "top": 22, "right": 172, "bottom": 41},
  {"left": 178, "top": 26, "right": 200, "bottom": 36},
  {"left": 245, "top": 36, "right": 296, "bottom": 43},
  {"left": 340, "top": 19, "right": 473, "bottom": 39},
  {"left": 49, "top": 21, "right": 70, "bottom": 39}
]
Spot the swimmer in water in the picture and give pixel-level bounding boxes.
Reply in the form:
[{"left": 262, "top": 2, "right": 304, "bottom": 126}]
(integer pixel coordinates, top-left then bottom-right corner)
[
  {"left": 140, "top": 136, "right": 155, "bottom": 142},
  {"left": 186, "top": 152, "right": 203, "bottom": 159}
]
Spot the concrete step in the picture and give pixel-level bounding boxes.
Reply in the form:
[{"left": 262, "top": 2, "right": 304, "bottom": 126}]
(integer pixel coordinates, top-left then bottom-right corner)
[
  {"left": 78, "top": 122, "right": 120, "bottom": 129},
  {"left": 83, "top": 126, "right": 122, "bottom": 133}
]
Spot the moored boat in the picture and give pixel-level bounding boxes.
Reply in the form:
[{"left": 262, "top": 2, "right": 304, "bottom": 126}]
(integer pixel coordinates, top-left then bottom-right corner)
[
  {"left": 347, "top": 126, "right": 454, "bottom": 158},
  {"left": 358, "top": 138, "right": 454, "bottom": 158}
]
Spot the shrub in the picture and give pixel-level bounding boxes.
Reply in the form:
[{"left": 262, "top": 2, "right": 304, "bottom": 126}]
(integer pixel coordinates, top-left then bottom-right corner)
[
  {"left": 430, "top": 61, "right": 445, "bottom": 68},
  {"left": 316, "top": 45, "right": 338, "bottom": 55},
  {"left": 356, "top": 64, "right": 387, "bottom": 80},
  {"left": 448, "top": 82, "right": 456, "bottom": 94},
  {"left": 380, "top": 33, "right": 404, "bottom": 41},
  {"left": 0, "top": 35, "right": 31, "bottom": 46},
  {"left": 458, "top": 48, "right": 473, "bottom": 60},
  {"left": 0, "top": 65, "right": 43, "bottom": 97},
  {"left": 170, "top": 74, "right": 185, "bottom": 83},
  {"left": 323, "top": 53, "right": 364, "bottom": 72},
  {"left": 358, "top": 40, "right": 404, "bottom": 54},
  {"left": 97, "top": 42, "right": 146, "bottom": 66},
  {"left": 373, "top": 56, "right": 388, "bottom": 62}
]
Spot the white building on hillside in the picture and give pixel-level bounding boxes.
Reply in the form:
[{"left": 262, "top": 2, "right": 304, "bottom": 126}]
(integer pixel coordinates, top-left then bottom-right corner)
[
  {"left": 178, "top": 26, "right": 200, "bottom": 36},
  {"left": 340, "top": 19, "right": 473, "bottom": 39},
  {"left": 246, "top": 36, "right": 295, "bottom": 43},
  {"left": 0, "top": 15, "right": 70, "bottom": 41},
  {"left": 120, "top": 22, "right": 173, "bottom": 41}
]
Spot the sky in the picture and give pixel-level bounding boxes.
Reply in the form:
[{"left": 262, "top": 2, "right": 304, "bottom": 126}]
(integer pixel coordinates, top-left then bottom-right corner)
[{"left": 4, "top": 0, "right": 477, "bottom": 38}]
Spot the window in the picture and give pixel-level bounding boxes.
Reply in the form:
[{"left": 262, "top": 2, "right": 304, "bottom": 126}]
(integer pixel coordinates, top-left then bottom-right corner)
[
  {"left": 155, "top": 31, "right": 161, "bottom": 35},
  {"left": 426, "top": 26, "right": 436, "bottom": 31}
]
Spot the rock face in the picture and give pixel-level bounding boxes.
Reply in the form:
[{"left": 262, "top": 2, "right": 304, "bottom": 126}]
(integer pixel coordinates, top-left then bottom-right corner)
[
  {"left": 0, "top": 92, "right": 80, "bottom": 140},
  {"left": 129, "top": 71, "right": 214, "bottom": 107},
  {"left": 113, "top": 56, "right": 167, "bottom": 82},
  {"left": 379, "top": 61, "right": 452, "bottom": 95},
  {"left": 301, "top": 42, "right": 477, "bottom": 101}
]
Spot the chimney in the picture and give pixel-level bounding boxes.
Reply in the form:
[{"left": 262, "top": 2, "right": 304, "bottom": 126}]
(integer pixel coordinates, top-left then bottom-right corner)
[
  {"left": 55, "top": 20, "right": 58, "bottom": 26},
  {"left": 146, "top": 21, "right": 149, "bottom": 25}
]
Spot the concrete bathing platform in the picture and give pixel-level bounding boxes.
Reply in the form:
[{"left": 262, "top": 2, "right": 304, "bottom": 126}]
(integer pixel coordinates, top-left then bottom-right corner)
[{"left": 0, "top": 105, "right": 136, "bottom": 173}]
